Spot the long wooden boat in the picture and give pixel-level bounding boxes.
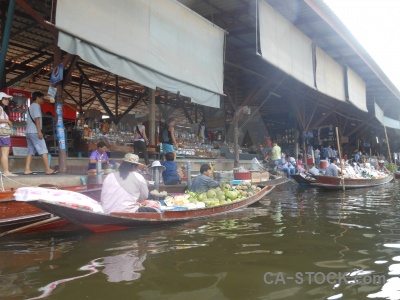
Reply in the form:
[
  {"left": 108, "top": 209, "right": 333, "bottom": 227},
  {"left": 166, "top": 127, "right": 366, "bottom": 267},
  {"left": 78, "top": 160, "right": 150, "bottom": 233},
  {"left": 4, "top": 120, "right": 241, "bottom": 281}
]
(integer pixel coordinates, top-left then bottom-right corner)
[
  {"left": 310, "top": 174, "right": 393, "bottom": 190},
  {"left": 0, "top": 182, "right": 187, "bottom": 232},
  {"left": 22, "top": 184, "right": 276, "bottom": 233}
]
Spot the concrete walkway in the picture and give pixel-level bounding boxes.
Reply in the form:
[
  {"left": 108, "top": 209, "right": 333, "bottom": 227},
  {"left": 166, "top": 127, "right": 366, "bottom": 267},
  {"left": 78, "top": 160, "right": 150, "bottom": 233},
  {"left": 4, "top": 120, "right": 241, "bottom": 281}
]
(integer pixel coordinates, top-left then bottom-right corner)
[{"left": 1, "top": 173, "right": 84, "bottom": 190}]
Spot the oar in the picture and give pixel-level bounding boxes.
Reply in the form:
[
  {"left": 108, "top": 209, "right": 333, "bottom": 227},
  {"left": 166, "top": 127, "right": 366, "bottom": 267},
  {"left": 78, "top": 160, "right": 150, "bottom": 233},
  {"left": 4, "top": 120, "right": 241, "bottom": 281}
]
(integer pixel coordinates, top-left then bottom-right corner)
[
  {"left": 0, "top": 216, "right": 61, "bottom": 238},
  {"left": 335, "top": 127, "right": 345, "bottom": 191}
]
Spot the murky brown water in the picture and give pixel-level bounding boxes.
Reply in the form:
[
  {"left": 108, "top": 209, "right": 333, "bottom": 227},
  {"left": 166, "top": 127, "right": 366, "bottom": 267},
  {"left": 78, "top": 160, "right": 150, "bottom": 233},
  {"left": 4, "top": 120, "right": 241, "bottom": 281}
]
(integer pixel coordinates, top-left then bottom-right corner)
[{"left": 2, "top": 181, "right": 400, "bottom": 300}]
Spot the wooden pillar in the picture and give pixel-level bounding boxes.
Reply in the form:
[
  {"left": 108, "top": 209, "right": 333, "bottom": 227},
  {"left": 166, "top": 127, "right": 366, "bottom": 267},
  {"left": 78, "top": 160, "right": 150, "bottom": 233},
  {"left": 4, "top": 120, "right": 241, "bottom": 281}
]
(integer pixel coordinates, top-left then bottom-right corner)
[
  {"left": 233, "top": 110, "right": 239, "bottom": 168},
  {"left": 115, "top": 75, "right": 119, "bottom": 117},
  {"left": 149, "top": 89, "right": 156, "bottom": 145},
  {"left": 54, "top": 44, "right": 66, "bottom": 172},
  {"left": 0, "top": 0, "right": 15, "bottom": 87}
]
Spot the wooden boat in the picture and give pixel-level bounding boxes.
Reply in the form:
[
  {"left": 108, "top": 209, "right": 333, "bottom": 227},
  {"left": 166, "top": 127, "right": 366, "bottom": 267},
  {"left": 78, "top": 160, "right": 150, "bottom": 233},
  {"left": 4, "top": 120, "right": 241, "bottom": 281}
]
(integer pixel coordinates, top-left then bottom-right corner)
[
  {"left": 290, "top": 174, "right": 315, "bottom": 187},
  {"left": 0, "top": 181, "right": 188, "bottom": 233},
  {"left": 257, "top": 176, "right": 289, "bottom": 187},
  {"left": 22, "top": 184, "right": 276, "bottom": 233},
  {"left": 310, "top": 174, "right": 394, "bottom": 190},
  {"left": 0, "top": 184, "right": 103, "bottom": 232}
]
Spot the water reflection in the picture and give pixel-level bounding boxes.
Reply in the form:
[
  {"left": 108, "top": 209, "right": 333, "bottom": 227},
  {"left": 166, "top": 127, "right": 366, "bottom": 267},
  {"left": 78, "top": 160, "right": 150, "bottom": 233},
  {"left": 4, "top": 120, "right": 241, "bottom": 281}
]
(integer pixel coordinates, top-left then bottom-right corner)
[{"left": 2, "top": 182, "right": 400, "bottom": 299}]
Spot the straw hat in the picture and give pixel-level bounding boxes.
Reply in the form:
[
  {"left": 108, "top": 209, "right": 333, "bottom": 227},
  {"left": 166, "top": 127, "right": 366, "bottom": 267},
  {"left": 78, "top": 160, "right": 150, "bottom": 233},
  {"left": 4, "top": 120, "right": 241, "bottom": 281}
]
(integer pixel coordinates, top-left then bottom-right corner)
[
  {"left": 122, "top": 153, "right": 146, "bottom": 167},
  {"left": 378, "top": 160, "right": 385, "bottom": 164},
  {"left": 148, "top": 160, "right": 166, "bottom": 172},
  {"left": 0, "top": 92, "right": 12, "bottom": 100}
]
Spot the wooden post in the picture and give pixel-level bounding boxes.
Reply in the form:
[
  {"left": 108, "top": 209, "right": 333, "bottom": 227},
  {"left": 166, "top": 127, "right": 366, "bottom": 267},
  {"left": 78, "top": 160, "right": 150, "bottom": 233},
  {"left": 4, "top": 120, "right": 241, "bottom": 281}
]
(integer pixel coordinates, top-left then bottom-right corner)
[
  {"left": 233, "top": 110, "right": 240, "bottom": 168},
  {"left": 335, "top": 127, "right": 345, "bottom": 191},
  {"left": 384, "top": 126, "right": 393, "bottom": 164},
  {"left": 149, "top": 89, "right": 156, "bottom": 145}
]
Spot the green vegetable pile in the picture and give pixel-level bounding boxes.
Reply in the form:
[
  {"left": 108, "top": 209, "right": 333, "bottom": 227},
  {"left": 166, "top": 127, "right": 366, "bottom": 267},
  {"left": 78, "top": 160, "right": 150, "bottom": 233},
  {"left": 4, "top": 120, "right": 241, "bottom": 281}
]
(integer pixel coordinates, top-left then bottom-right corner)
[{"left": 184, "top": 182, "right": 262, "bottom": 207}]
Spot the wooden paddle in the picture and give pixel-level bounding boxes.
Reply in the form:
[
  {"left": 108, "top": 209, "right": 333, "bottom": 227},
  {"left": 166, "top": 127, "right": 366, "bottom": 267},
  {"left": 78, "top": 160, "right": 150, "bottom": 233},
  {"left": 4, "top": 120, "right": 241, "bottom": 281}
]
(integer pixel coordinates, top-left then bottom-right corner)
[
  {"left": 0, "top": 216, "right": 61, "bottom": 238},
  {"left": 335, "top": 127, "right": 345, "bottom": 191}
]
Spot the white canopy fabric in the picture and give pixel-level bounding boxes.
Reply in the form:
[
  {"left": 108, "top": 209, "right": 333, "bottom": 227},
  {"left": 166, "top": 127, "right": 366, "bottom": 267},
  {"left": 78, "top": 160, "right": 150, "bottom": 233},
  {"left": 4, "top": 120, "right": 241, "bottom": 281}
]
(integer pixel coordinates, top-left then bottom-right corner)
[
  {"left": 56, "top": 0, "right": 225, "bottom": 108},
  {"left": 258, "top": 0, "right": 314, "bottom": 89},
  {"left": 315, "top": 47, "right": 345, "bottom": 102},
  {"left": 346, "top": 67, "right": 367, "bottom": 112},
  {"left": 375, "top": 102, "right": 400, "bottom": 129}
]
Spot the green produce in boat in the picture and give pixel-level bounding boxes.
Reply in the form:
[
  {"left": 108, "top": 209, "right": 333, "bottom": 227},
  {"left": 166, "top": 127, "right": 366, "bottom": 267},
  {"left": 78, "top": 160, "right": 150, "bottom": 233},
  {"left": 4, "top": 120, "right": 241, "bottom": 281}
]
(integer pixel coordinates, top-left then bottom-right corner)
[{"left": 207, "top": 189, "right": 216, "bottom": 198}]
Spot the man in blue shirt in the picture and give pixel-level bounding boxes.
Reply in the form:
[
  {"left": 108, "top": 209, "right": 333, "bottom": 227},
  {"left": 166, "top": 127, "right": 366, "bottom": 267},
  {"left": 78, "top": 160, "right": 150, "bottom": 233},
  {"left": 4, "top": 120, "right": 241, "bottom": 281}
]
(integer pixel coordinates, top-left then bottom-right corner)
[
  {"left": 325, "top": 158, "right": 339, "bottom": 177},
  {"left": 189, "top": 164, "right": 219, "bottom": 193}
]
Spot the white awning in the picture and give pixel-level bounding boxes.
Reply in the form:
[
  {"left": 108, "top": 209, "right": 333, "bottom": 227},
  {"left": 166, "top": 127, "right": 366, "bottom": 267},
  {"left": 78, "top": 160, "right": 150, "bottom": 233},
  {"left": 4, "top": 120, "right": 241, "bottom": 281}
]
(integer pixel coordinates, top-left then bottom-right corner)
[
  {"left": 258, "top": 0, "right": 314, "bottom": 89},
  {"left": 315, "top": 47, "right": 345, "bottom": 102},
  {"left": 346, "top": 67, "right": 367, "bottom": 112},
  {"left": 375, "top": 102, "right": 400, "bottom": 129},
  {"left": 56, "top": 0, "right": 225, "bottom": 108}
]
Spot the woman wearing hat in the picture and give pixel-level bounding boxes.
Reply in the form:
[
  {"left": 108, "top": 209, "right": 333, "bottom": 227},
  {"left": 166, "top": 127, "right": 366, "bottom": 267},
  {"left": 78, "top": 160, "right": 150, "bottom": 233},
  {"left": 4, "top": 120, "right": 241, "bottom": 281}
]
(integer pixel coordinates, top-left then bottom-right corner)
[
  {"left": 377, "top": 160, "right": 390, "bottom": 175},
  {"left": 0, "top": 92, "right": 17, "bottom": 176},
  {"left": 101, "top": 153, "right": 160, "bottom": 213}
]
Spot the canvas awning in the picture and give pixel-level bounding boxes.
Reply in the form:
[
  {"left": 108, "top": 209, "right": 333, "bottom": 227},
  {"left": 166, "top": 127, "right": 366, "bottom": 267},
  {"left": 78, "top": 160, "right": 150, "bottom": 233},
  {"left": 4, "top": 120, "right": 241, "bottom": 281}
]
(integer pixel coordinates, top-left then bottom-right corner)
[{"left": 56, "top": 0, "right": 225, "bottom": 108}]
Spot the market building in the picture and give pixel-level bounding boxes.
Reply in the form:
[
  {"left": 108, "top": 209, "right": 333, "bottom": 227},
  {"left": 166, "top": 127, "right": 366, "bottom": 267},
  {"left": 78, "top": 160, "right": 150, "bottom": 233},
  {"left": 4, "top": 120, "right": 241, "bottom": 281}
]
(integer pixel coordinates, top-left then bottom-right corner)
[{"left": 1, "top": 0, "right": 400, "bottom": 173}]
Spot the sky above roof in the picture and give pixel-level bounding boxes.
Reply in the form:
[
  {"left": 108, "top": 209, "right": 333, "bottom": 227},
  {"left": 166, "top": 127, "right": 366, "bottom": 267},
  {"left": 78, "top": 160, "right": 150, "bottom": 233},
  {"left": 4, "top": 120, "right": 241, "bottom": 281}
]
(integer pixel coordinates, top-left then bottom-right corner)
[{"left": 324, "top": 0, "right": 400, "bottom": 92}]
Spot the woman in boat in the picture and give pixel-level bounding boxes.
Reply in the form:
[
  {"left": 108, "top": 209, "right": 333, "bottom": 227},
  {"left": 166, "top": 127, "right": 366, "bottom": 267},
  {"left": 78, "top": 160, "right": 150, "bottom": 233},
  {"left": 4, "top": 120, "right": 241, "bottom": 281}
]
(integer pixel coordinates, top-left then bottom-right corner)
[
  {"left": 376, "top": 160, "right": 390, "bottom": 175},
  {"left": 101, "top": 153, "right": 160, "bottom": 213},
  {"left": 297, "top": 154, "right": 305, "bottom": 173},
  {"left": 0, "top": 92, "right": 18, "bottom": 177}
]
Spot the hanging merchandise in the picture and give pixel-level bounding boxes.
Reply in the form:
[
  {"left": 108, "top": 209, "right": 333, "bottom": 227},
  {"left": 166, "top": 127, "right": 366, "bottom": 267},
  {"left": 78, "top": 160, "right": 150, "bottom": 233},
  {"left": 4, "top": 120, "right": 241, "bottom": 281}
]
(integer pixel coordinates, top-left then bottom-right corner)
[{"left": 56, "top": 102, "right": 66, "bottom": 150}]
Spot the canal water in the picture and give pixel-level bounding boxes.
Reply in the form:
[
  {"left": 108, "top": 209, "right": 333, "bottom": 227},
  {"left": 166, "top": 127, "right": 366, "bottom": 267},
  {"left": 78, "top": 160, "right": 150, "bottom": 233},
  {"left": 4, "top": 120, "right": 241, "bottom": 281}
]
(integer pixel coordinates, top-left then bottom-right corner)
[{"left": 1, "top": 181, "right": 400, "bottom": 300}]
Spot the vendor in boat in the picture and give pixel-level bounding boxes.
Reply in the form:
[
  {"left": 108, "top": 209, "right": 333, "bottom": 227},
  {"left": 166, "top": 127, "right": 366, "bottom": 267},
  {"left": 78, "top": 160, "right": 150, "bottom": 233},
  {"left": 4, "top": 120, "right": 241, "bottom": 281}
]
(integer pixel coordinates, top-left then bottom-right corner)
[
  {"left": 101, "top": 153, "right": 160, "bottom": 213},
  {"left": 161, "top": 152, "right": 182, "bottom": 185},
  {"left": 325, "top": 158, "right": 339, "bottom": 177},
  {"left": 307, "top": 163, "right": 320, "bottom": 176},
  {"left": 189, "top": 164, "right": 219, "bottom": 193},
  {"left": 376, "top": 160, "right": 390, "bottom": 175}
]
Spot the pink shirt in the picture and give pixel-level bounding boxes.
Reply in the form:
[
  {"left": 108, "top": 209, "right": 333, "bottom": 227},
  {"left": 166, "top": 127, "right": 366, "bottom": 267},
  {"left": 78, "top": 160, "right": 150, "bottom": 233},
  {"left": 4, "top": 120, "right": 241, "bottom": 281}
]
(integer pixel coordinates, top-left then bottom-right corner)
[{"left": 101, "top": 172, "right": 148, "bottom": 213}]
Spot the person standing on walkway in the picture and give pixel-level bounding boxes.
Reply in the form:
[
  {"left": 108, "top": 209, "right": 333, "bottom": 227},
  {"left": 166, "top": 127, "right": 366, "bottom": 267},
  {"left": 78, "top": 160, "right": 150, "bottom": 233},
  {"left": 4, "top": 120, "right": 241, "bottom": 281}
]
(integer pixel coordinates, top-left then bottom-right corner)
[
  {"left": 162, "top": 118, "right": 178, "bottom": 161},
  {"left": 270, "top": 141, "right": 281, "bottom": 166},
  {"left": 0, "top": 92, "right": 18, "bottom": 176},
  {"left": 133, "top": 120, "right": 150, "bottom": 165},
  {"left": 24, "top": 92, "right": 58, "bottom": 175}
]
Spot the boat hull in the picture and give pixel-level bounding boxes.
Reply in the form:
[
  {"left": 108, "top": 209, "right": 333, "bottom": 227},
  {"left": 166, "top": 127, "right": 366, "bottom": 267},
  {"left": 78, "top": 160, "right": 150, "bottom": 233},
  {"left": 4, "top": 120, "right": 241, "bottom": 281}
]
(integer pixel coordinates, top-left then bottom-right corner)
[
  {"left": 310, "top": 174, "right": 393, "bottom": 190},
  {"left": 26, "top": 185, "right": 276, "bottom": 233},
  {"left": 291, "top": 174, "right": 315, "bottom": 187},
  {"left": 0, "top": 183, "right": 188, "bottom": 232}
]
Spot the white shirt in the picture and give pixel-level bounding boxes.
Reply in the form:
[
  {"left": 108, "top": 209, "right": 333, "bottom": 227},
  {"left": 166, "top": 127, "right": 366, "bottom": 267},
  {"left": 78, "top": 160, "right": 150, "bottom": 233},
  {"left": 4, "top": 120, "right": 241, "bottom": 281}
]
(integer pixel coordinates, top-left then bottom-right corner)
[
  {"left": 101, "top": 171, "right": 148, "bottom": 213},
  {"left": 308, "top": 167, "right": 320, "bottom": 176}
]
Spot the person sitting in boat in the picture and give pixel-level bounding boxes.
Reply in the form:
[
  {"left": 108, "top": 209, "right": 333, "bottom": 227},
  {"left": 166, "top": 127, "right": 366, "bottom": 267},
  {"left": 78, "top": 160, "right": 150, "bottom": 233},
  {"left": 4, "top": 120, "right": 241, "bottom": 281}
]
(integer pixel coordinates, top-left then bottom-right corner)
[
  {"left": 88, "top": 142, "right": 115, "bottom": 175},
  {"left": 161, "top": 152, "right": 182, "bottom": 185},
  {"left": 325, "top": 158, "right": 339, "bottom": 177},
  {"left": 189, "top": 164, "right": 219, "bottom": 193},
  {"left": 279, "top": 154, "right": 296, "bottom": 178},
  {"left": 376, "top": 160, "right": 390, "bottom": 175},
  {"left": 101, "top": 153, "right": 160, "bottom": 213},
  {"left": 297, "top": 154, "right": 305, "bottom": 173},
  {"left": 307, "top": 163, "right": 320, "bottom": 176}
]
